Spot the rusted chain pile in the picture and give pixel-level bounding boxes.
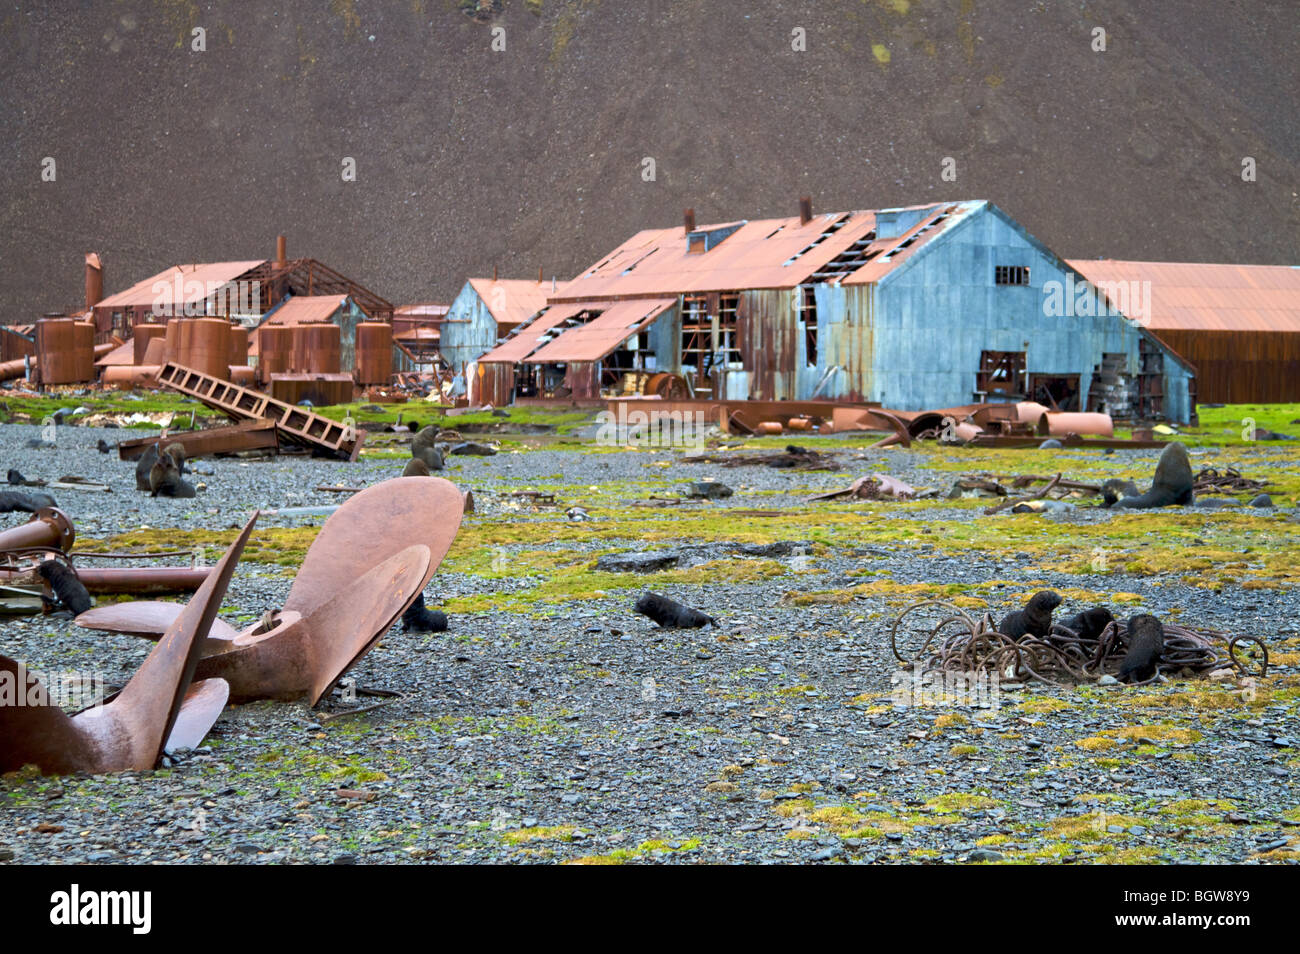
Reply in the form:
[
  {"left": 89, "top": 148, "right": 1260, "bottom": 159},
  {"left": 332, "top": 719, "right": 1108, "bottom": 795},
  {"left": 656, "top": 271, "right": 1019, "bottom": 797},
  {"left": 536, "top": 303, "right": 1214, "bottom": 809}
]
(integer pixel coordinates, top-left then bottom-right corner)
[
  {"left": 1193, "top": 467, "right": 1269, "bottom": 495},
  {"left": 890, "top": 599, "right": 1268, "bottom": 686}
]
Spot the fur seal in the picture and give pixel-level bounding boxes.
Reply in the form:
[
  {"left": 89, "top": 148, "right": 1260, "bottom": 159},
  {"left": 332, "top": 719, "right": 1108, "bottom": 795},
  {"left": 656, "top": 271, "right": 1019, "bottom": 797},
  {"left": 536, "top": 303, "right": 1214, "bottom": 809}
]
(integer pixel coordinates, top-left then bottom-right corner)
[
  {"left": 37, "top": 561, "right": 93, "bottom": 615},
  {"left": 997, "top": 590, "right": 1062, "bottom": 639},
  {"left": 410, "top": 426, "right": 445, "bottom": 471},
  {"left": 97, "top": 439, "right": 112, "bottom": 454},
  {"left": 135, "top": 443, "right": 160, "bottom": 491},
  {"left": 0, "top": 490, "right": 56, "bottom": 513},
  {"left": 1118, "top": 614, "right": 1164, "bottom": 682},
  {"left": 1053, "top": 606, "right": 1114, "bottom": 640},
  {"left": 149, "top": 447, "right": 196, "bottom": 498},
  {"left": 402, "top": 458, "right": 431, "bottom": 477},
  {"left": 1104, "top": 443, "right": 1193, "bottom": 509},
  {"left": 401, "top": 592, "right": 448, "bottom": 632},
  {"left": 634, "top": 592, "right": 717, "bottom": 628}
]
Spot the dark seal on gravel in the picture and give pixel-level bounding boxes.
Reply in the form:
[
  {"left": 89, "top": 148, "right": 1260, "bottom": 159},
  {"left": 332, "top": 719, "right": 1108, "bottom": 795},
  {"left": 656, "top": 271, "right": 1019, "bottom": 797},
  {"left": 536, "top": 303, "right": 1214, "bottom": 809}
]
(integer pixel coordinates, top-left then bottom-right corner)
[
  {"left": 1054, "top": 606, "right": 1114, "bottom": 640},
  {"left": 38, "top": 560, "right": 93, "bottom": 615},
  {"left": 635, "top": 592, "right": 717, "bottom": 628},
  {"left": 401, "top": 592, "right": 448, "bottom": 632}
]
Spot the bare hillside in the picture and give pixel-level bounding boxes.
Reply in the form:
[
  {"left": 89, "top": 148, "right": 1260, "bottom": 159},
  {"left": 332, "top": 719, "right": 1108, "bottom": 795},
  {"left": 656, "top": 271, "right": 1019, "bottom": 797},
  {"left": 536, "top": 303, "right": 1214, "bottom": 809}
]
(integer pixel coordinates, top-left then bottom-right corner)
[{"left": 1, "top": 0, "right": 1296, "bottom": 316}]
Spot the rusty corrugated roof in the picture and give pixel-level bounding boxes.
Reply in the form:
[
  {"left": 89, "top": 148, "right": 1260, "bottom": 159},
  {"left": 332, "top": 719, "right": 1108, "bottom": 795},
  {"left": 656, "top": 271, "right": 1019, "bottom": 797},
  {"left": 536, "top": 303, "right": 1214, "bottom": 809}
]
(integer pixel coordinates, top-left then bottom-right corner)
[
  {"left": 553, "top": 203, "right": 977, "bottom": 301},
  {"left": 1067, "top": 260, "right": 1300, "bottom": 333},
  {"left": 260, "top": 295, "right": 349, "bottom": 327},
  {"left": 467, "top": 279, "right": 559, "bottom": 328},
  {"left": 95, "top": 261, "right": 267, "bottom": 309},
  {"left": 524, "top": 298, "right": 676, "bottom": 364},
  {"left": 477, "top": 303, "right": 593, "bottom": 364}
]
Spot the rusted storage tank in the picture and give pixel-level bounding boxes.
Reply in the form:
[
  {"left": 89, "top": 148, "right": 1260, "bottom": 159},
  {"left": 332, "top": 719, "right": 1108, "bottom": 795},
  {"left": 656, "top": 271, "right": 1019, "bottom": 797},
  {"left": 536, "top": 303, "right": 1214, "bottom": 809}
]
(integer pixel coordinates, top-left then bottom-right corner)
[
  {"left": 103, "top": 366, "right": 162, "bottom": 390},
  {"left": 72, "top": 321, "right": 95, "bottom": 382},
  {"left": 296, "top": 323, "right": 341, "bottom": 374},
  {"left": 258, "top": 325, "right": 294, "bottom": 383},
  {"left": 36, "top": 318, "right": 93, "bottom": 385},
  {"left": 133, "top": 323, "right": 168, "bottom": 366},
  {"left": 227, "top": 324, "right": 249, "bottom": 369},
  {"left": 189, "top": 317, "right": 232, "bottom": 379},
  {"left": 354, "top": 322, "right": 392, "bottom": 385}
]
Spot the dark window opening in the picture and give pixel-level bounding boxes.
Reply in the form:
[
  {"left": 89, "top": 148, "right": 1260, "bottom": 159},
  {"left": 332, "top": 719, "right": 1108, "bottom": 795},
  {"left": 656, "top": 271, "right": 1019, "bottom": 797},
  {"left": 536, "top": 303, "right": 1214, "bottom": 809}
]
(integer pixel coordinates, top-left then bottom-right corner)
[
  {"left": 995, "top": 265, "right": 1030, "bottom": 286},
  {"left": 680, "top": 292, "right": 740, "bottom": 397},
  {"left": 975, "top": 349, "right": 1026, "bottom": 399},
  {"left": 1028, "top": 374, "right": 1081, "bottom": 412}
]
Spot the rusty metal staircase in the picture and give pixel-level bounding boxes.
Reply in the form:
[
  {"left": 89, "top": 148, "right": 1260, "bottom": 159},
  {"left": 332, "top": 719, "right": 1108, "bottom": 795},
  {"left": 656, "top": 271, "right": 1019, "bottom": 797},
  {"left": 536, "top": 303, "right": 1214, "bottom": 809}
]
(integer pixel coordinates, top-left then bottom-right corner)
[{"left": 156, "top": 362, "right": 364, "bottom": 460}]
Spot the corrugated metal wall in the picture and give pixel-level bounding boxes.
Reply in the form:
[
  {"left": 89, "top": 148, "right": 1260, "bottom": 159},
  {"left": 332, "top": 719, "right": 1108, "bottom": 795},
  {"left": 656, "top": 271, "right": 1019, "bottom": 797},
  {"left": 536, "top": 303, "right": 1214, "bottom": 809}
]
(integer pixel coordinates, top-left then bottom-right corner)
[
  {"left": 867, "top": 205, "right": 1194, "bottom": 422},
  {"left": 1148, "top": 329, "right": 1299, "bottom": 404},
  {"left": 441, "top": 281, "right": 502, "bottom": 373}
]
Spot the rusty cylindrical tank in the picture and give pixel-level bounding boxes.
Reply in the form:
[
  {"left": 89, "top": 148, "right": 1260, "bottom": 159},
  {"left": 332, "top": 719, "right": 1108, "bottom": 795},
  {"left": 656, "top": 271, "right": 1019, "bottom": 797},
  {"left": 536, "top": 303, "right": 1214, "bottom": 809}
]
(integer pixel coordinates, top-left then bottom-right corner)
[{"left": 354, "top": 322, "right": 393, "bottom": 385}]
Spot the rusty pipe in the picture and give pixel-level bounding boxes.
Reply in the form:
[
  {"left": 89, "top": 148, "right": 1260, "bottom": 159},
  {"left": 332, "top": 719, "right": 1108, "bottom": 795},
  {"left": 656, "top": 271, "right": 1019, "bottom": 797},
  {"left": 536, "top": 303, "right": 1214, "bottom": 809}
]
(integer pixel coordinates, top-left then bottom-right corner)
[
  {"left": 76, "top": 567, "right": 212, "bottom": 595},
  {"left": 0, "top": 508, "right": 75, "bottom": 553}
]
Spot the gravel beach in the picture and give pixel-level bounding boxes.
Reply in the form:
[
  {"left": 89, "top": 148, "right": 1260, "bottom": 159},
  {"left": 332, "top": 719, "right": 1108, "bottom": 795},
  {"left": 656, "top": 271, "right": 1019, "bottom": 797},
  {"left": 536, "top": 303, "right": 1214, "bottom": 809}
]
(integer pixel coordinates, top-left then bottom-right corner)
[{"left": 1, "top": 422, "right": 1297, "bottom": 865}]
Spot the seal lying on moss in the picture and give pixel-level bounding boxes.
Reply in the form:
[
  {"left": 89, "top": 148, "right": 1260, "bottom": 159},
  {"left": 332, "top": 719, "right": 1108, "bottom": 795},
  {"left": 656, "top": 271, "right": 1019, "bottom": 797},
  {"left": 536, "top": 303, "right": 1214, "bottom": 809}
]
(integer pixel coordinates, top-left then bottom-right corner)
[
  {"left": 1118, "top": 614, "right": 1164, "bottom": 682},
  {"left": 1103, "top": 443, "right": 1193, "bottom": 509}
]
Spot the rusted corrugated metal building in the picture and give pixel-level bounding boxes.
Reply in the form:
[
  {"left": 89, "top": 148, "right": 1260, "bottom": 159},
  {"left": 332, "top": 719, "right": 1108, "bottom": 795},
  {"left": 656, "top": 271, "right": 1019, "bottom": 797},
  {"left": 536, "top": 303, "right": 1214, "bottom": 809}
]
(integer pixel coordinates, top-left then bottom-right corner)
[
  {"left": 440, "top": 278, "right": 555, "bottom": 375},
  {"left": 475, "top": 200, "right": 1197, "bottom": 423},
  {"left": 1068, "top": 260, "right": 1300, "bottom": 404}
]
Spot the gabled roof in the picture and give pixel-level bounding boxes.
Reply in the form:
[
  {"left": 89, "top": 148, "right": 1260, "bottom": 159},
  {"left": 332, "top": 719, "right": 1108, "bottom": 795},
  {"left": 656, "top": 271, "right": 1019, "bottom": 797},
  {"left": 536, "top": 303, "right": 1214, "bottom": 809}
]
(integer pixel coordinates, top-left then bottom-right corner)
[
  {"left": 1067, "top": 260, "right": 1300, "bottom": 333},
  {"left": 96, "top": 261, "right": 266, "bottom": 309},
  {"left": 525, "top": 298, "right": 675, "bottom": 364},
  {"left": 554, "top": 202, "right": 979, "bottom": 300},
  {"left": 466, "top": 279, "right": 557, "bottom": 328}
]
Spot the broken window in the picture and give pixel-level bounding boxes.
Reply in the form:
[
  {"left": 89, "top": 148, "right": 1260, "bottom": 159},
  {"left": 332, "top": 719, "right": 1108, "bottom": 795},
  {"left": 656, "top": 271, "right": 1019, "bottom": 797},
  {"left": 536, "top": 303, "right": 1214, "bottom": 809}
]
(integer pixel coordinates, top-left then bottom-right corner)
[
  {"left": 995, "top": 265, "right": 1031, "bottom": 286},
  {"left": 975, "top": 350, "right": 1026, "bottom": 399},
  {"left": 795, "top": 285, "right": 818, "bottom": 366}
]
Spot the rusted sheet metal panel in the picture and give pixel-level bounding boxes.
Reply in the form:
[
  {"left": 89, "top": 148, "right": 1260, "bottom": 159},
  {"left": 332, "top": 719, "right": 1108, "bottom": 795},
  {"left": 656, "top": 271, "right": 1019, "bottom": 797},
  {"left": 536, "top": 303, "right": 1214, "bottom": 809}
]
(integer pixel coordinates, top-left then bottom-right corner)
[
  {"left": 474, "top": 361, "right": 517, "bottom": 407},
  {"left": 467, "top": 278, "right": 554, "bottom": 327},
  {"left": 1146, "top": 329, "right": 1300, "bottom": 403},
  {"left": 564, "top": 362, "right": 602, "bottom": 400},
  {"left": 525, "top": 298, "right": 675, "bottom": 364},
  {"left": 117, "top": 421, "right": 280, "bottom": 460}
]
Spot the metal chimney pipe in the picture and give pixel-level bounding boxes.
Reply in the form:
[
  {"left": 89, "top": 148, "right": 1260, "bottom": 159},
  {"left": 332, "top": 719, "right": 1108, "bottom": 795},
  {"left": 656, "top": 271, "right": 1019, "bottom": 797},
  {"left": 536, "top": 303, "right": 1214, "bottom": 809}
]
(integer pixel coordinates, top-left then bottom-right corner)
[
  {"left": 275, "top": 235, "right": 287, "bottom": 268},
  {"left": 684, "top": 208, "right": 696, "bottom": 234},
  {"left": 799, "top": 197, "right": 813, "bottom": 225},
  {"left": 493, "top": 264, "right": 498, "bottom": 282},
  {"left": 538, "top": 266, "right": 543, "bottom": 283},
  {"left": 84, "top": 253, "right": 103, "bottom": 311}
]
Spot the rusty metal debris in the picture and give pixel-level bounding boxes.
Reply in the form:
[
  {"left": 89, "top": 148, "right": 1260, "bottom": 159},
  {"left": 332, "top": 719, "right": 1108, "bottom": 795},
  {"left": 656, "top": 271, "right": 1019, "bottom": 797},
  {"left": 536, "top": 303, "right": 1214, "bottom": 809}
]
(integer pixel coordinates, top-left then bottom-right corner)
[
  {"left": 684, "top": 446, "right": 842, "bottom": 471},
  {"left": 807, "top": 473, "right": 916, "bottom": 501},
  {"left": 0, "top": 515, "right": 254, "bottom": 776},
  {"left": 156, "top": 361, "right": 364, "bottom": 460},
  {"left": 889, "top": 599, "right": 1267, "bottom": 686},
  {"left": 1192, "top": 467, "right": 1270, "bottom": 495},
  {"left": 77, "top": 477, "right": 465, "bottom": 705},
  {"left": 117, "top": 421, "right": 280, "bottom": 461}
]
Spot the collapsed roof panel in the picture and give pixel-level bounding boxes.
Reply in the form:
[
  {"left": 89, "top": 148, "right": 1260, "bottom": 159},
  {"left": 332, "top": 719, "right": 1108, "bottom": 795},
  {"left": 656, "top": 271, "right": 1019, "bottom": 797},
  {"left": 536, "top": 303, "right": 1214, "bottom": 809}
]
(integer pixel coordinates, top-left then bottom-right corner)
[
  {"left": 477, "top": 302, "right": 593, "bottom": 364},
  {"left": 524, "top": 298, "right": 676, "bottom": 364}
]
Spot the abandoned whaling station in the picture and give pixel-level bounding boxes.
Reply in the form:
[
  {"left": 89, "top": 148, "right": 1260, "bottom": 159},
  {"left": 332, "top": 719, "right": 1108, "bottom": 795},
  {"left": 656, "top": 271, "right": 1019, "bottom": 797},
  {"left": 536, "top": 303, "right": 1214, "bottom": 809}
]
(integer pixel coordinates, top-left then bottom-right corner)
[{"left": 2, "top": 197, "right": 1299, "bottom": 866}]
